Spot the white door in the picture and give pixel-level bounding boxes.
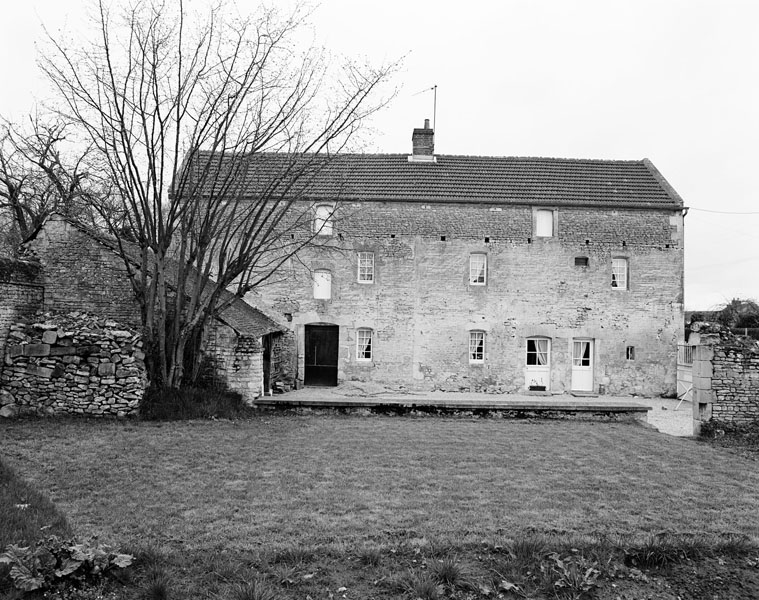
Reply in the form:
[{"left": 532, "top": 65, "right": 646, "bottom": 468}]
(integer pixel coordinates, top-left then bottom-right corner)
[
  {"left": 571, "top": 339, "right": 594, "bottom": 391},
  {"left": 525, "top": 338, "right": 551, "bottom": 390}
]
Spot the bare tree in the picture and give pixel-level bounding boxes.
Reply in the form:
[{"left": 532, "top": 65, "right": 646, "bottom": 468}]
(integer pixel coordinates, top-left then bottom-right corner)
[
  {"left": 41, "top": 0, "right": 396, "bottom": 388},
  {"left": 0, "top": 115, "right": 106, "bottom": 252}
]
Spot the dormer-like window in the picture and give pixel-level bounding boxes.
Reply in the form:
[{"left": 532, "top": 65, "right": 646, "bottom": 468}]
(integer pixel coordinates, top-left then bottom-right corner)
[{"left": 314, "top": 204, "right": 334, "bottom": 236}]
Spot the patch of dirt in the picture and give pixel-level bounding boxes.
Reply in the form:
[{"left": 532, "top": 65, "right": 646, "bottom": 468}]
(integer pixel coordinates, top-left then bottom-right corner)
[{"left": 596, "top": 557, "right": 759, "bottom": 600}]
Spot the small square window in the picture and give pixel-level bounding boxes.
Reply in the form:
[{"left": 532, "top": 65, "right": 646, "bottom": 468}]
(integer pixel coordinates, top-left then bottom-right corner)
[
  {"left": 314, "top": 204, "right": 334, "bottom": 236},
  {"left": 313, "top": 269, "right": 331, "bottom": 299},
  {"left": 469, "top": 253, "right": 487, "bottom": 285},
  {"left": 535, "top": 209, "right": 554, "bottom": 237},
  {"left": 612, "top": 258, "right": 628, "bottom": 290},
  {"left": 357, "top": 328, "right": 373, "bottom": 361},
  {"left": 357, "top": 252, "right": 374, "bottom": 283},
  {"left": 626, "top": 346, "right": 635, "bottom": 360},
  {"left": 469, "top": 331, "right": 485, "bottom": 363},
  {"left": 575, "top": 256, "right": 589, "bottom": 267}
]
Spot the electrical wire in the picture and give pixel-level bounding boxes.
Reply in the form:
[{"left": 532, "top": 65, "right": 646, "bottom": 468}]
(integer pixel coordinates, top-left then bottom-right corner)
[{"left": 689, "top": 207, "right": 759, "bottom": 215}]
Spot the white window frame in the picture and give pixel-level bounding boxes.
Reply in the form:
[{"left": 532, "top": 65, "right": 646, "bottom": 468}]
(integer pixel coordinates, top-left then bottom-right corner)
[
  {"left": 313, "top": 269, "right": 332, "bottom": 299},
  {"left": 612, "top": 258, "right": 628, "bottom": 290},
  {"left": 535, "top": 209, "right": 555, "bottom": 237},
  {"left": 526, "top": 338, "right": 550, "bottom": 366},
  {"left": 314, "top": 204, "right": 334, "bottom": 236},
  {"left": 356, "top": 328, "right": 373, "bottom": 361},
  {"left": 469, "top": 331, "right": 485, "bottom": 363},
  {"left": 357, "top": 252, "right": 375, "bottom": 283},
  {"left": 469, "top": 253, "right": 487, "bottom": 286}
]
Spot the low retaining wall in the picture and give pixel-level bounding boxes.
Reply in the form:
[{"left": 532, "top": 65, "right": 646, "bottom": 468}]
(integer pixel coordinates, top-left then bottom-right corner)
[{"left": 0, "top": 312, "right": 148, "bottom": 417}]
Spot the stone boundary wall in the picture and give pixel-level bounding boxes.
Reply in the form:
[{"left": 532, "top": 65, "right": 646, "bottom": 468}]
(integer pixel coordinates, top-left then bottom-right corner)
[
  {"left": 691, "top": 322, "right": 759, "bottom": 431},
  {"left": 0, "top": 312, "right": 148, "bottom": 418}
]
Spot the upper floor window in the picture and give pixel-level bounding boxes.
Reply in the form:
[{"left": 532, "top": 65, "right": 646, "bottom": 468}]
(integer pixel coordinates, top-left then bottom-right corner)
[
  {"left": 535, "top": 209, "right": 554, "bottom": 237},
  {"left": 469, "top": 331, "right": 485, "bottom": 363},
  {"left": 313, "top": 269, "right": 332, "bottom": 299},
  {"left": 611, "top": 258, "right": 628, "bottom": 290},
  {"left": 358, "top": 252, "right": 374, "bottom": 283},
  {"left": 314, "top": 204, "right": 334, "bottom": 236},
  {"left": 357, "top": 328, "right": 373, "bottom": 361},
  {"left": 469, "top": 253, "right": 487, "bottom": 285}
]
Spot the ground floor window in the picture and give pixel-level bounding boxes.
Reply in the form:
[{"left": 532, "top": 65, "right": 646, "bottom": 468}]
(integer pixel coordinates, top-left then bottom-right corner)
[
  {"left": 469, "top": 331, "right": 485, "bottom": 362},
  {"left": 526, "top": 338, "right": 550, "bottom": 365},
  {"left": 356, "top": 328, "right": 373, "bottom": 360}
]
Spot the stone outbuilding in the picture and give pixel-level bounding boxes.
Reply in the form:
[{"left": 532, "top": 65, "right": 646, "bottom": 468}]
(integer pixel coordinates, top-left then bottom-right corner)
[{"left": 0, "top": 214, "right": 295, "bottom": 413}]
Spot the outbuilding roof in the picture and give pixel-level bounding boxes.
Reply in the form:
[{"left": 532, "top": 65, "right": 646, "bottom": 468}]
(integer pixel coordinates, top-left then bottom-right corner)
[{"left": 197, "top": 152, "right": 684, "bottom": 210}]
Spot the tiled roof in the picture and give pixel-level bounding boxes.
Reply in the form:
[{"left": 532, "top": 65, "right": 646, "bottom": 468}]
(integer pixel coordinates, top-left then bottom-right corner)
[{"left": 198, "top": 152, "right": 683, "bottom": 209}]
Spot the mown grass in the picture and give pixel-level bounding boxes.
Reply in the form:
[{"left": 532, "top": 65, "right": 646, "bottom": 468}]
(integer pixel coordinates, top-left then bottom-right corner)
[
  {"left": 1, "top": 415, "right": 758, "bottom": 598},
  {"left": 0, "top": 459, "right": 72, "bottom": 550}
]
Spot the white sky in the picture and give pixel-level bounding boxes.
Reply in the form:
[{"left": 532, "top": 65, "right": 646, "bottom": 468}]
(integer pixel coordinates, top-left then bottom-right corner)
[{"left": 1, "top": 0, "right": 757, "bottom": 310}]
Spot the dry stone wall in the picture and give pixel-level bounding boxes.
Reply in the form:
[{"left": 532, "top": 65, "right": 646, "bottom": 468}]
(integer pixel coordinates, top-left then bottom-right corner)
[
  {"left": 691, "top": 322, "right": 759, "bottom": 429},
  {"left": 0, "top": 312, "right": 147, "bottom": 418}
]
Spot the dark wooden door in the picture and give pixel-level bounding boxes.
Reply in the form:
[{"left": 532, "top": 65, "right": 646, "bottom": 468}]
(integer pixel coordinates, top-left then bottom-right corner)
[
  {"left": 304, "top": 325, "right": 339, "bottom": 386},
  {"left": 262, "top": 334, "right": 271, "bottom": 395}
]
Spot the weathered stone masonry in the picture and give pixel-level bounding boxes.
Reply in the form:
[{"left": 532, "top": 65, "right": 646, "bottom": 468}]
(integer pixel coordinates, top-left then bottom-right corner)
[
  {"left": 256, "top": 201, "right": 684, "bottom": 396},
  {"left": 1, "top": 258, "right": 44, "bottom": 364},
  {"left": 1, "top": 312, "right": 147, "bottom": 418},
  {"left": 691, "top": 323, "right": 759, "bottom": 429}
]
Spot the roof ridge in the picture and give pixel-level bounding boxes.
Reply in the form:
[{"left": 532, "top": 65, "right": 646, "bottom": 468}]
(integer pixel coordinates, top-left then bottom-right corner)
[{"left": 198, "top": 149, "right": 648, "bottom": 163}]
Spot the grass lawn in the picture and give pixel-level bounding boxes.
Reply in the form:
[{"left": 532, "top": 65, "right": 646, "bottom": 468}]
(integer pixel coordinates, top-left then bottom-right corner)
[{"left": 1, "top": 414, "right": 758, "bottom": 599}]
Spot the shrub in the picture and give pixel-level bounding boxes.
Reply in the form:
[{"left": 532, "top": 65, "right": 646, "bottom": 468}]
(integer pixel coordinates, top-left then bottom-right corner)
[
  {"left": 140, "top": 386, "right": 252, "bottom": 420},
  {"left": 0, "top": 536, "right": 133, "bottom": 593}
]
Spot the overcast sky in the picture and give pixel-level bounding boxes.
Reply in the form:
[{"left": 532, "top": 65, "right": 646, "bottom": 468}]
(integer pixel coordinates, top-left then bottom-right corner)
[{"left": 1, "top": 0, "right": 757, "bottom": 310}]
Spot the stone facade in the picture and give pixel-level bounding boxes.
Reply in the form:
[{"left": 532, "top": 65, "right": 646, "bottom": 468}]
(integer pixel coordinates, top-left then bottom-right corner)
[
  {"left": 691, "top": 322, "right": 759, "bottom": 430},
  {"left": 255, "top": 201, "right": 684, "bottom": 396},
  {"left": 0, "top": 312, "right": 146, "bottom": 417}
]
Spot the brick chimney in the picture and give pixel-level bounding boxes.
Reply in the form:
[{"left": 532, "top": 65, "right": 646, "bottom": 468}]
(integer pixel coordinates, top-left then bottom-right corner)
[{"left": 411, "top": 118, "right": 434, "bottom": 157}]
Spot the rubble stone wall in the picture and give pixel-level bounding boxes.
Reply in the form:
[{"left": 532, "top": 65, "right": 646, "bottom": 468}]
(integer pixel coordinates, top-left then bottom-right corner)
[
  {"left": 0, "top": 258, "right": 44, "bottom": 369},
  {"left": 691, "top": 323, "right": 759, "bottom": 429},
  {"left": 202, "top": 319, "right": 263, "bottom": 404},
  {"left": 0, "top": 312, "right": 147, "bottom": 418},
  {"left": 23, "top": 215, "right": 141, "bottom": 326}
]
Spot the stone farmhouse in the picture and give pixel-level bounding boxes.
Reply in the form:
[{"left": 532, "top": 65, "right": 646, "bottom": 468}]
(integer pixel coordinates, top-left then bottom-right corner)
[
  {"left": 243, "top": 121, "right": 685, "bottom": 397},
  {"left": 0, "top": 214, "right": 290, "bottom": 413}
]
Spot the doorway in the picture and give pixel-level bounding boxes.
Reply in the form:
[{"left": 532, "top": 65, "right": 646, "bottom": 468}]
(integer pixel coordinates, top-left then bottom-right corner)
[
  {"left": 525, "top": 337, "right": 551, "bottom": 390},
  {"left": 304, "top": 324, "right": 339, "bottom": 386},
  {"left": 571, "top": 339, "right": 594, "bottom": 392}
]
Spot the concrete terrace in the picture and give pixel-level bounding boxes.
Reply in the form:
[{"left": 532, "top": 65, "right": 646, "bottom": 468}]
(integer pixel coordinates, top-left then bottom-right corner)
[{"left": 255, "top": 383, "right": 694, "bottom": 437}]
